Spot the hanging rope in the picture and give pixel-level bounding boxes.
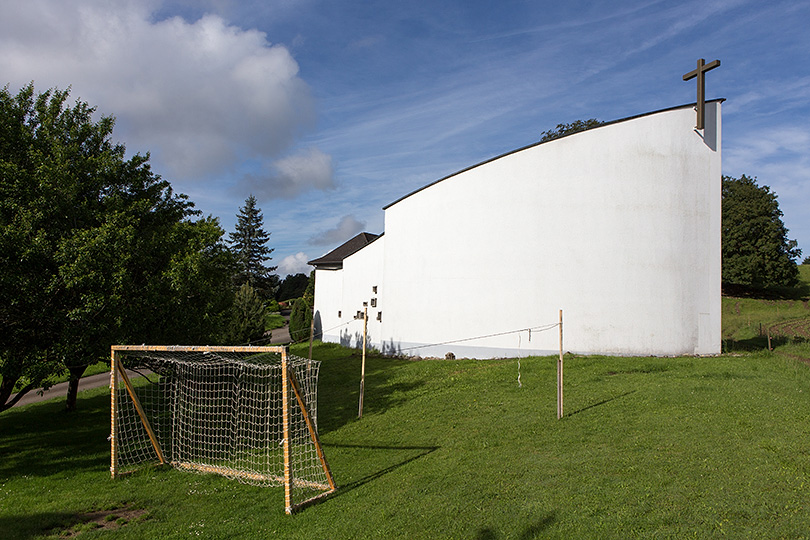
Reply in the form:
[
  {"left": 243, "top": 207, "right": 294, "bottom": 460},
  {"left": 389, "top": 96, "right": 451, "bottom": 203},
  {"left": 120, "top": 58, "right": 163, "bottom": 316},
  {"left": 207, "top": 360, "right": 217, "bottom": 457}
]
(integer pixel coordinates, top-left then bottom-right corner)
[{"left": 398, "top": 322, "right": 559, "bottom": 353}]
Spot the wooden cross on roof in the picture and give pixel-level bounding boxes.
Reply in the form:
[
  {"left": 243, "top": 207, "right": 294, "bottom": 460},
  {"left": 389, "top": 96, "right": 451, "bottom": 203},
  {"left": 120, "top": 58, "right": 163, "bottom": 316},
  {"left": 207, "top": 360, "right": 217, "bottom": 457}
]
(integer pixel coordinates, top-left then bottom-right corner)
[{"left": 683, "top": 58, "right": 720, "bottom": 130}]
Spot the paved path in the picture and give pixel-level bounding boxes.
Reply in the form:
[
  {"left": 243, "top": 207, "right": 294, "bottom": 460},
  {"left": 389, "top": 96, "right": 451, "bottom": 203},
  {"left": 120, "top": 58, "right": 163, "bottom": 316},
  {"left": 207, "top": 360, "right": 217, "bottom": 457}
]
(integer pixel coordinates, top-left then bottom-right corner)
[
  {"left": 13, "top": 370, "right": 144, "bottom": 408},
  {"left": 269, "top": 322, "right": 291, "bottom": 344}
]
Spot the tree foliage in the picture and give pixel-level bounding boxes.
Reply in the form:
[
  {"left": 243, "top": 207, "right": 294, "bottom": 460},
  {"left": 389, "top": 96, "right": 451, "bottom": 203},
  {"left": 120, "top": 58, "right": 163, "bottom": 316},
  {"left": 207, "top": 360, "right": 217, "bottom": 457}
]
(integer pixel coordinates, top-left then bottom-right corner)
[
  {"left": 226, "top": 283, "right": 267, "bottom": 344},
  {"left": 288, "top": 272, "right": 315, "bottom": 343},
  {"left": 0, "top": 83, "right": 234, "bottom": 411},
  {"left": 722, "top": 174, "right": 801, "bottom": 290},
  {"left": 228, "top": 195, "right": 277, "bottom": 300},
  {"left": 539, "top": 119, "right": 605, "bottom": 143},
  {"left": 276, "top": 272, "right": 310, "bottom": 301}
]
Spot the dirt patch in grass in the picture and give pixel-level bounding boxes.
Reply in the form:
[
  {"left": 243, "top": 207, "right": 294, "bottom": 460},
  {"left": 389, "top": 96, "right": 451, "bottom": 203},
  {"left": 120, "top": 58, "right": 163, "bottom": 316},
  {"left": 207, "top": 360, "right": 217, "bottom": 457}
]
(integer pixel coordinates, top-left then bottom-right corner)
[
  {"left": 56, "top": 507, "right": 148, "bottom": 538},
  {"left": 768, "top": 317, "right": 810, "bottom": 340}
]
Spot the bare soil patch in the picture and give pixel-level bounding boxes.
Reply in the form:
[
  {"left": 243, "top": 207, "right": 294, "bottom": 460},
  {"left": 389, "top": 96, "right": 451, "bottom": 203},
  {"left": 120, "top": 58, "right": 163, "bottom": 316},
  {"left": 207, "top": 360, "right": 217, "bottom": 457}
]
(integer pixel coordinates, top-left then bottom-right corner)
[
  {"left": 768, "top": 317, "right": 810, "bottom": 340},
  {"left": 55, "top": 507, "right": 148, "bottom": 538}
]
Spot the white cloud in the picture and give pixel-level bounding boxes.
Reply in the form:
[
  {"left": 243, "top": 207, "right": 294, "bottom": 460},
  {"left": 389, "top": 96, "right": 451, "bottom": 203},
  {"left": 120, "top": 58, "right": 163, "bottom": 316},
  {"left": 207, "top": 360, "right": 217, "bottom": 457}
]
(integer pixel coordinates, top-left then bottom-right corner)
[
  {"left": 0, "top": 0, "right": 315, "bottom": 181},
  {"left": 308, "top": 215, "right": 366, "bottom": 246},
  {"left": 278, "top": 252, "right": 313, "bottom": 277},
  {"left": 724, "top": 127, "right": 810, "bottom": 176},
  {"left": 239, "top": 147, "right": 335, "bottom": 199},
  {"left": 723, "top": 125, "right": 810, "bottom": 250}
]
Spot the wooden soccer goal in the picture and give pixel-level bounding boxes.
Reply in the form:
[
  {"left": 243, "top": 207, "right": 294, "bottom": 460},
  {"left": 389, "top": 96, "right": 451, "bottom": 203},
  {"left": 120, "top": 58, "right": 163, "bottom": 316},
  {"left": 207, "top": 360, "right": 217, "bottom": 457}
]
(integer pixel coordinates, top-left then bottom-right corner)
[{"left": 110, "top": 345, "right": 336, "bottom": 514}]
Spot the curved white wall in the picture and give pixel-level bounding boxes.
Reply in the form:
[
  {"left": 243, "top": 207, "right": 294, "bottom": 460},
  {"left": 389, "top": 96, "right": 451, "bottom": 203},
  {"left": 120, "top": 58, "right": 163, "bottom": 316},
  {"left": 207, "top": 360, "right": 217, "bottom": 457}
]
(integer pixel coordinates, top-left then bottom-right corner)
[{"left": 377, "top": 102, "right": 721, "bottom": 357}]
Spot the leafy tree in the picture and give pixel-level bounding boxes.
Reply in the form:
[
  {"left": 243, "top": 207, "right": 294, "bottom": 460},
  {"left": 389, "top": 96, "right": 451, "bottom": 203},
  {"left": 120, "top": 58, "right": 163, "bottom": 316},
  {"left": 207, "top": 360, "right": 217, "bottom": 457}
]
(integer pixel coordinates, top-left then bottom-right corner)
[
  {"left": 288, "top": 272, "right": 315, "bottom": 343},
  {"left": 304, "top": 269, "right": 316, "bottom": 299},
  {"left": 803, "top": 256, "right": 810, "bottom": 265},
  {"left": 228, "top": 195, "right": 278, "bottom": 300},
  {"left": 722, "top": 174, "right": 801, "bottom": 290},
  {"left": 539, "top": 119, "right": 605, "bottom": 143},
  {"left": 289, "top": 297, "right": 313, "bottom": 343},
  {"left": 277, "top": 273, "right": 309, "bottom": 301},
  {"left": 226, "top": 283, "right": 267, "bottom": 344},
  {"left": 0, "top": 83, "right": 234, "bottom": 412}
]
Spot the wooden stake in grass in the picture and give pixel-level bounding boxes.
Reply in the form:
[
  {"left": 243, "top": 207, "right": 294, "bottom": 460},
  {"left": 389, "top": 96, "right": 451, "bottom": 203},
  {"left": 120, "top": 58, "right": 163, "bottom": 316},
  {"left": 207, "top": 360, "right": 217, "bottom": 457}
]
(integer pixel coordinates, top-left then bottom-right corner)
[
  {"left": 359, "top": 304, "right": 368, "bottom": 418},
  {"left": 558, "top": 309, "right": 564, "bottom": 420},
  {"left": 308, "top": 311, "right": 315, "bottom": 361}
]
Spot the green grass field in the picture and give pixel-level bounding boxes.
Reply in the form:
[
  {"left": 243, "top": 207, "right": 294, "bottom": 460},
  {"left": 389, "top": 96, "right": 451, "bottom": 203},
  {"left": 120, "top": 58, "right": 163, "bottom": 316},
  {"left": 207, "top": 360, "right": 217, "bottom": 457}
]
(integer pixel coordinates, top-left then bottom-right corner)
[
  {"left": 722, "top": 265, "right": 810, "bottom": 350},
  {"left": 2, "top": 339, "right": 809, "bottom": 539},
  {"left": 265, "top": 312, "right": 287, "bottom": 331}
]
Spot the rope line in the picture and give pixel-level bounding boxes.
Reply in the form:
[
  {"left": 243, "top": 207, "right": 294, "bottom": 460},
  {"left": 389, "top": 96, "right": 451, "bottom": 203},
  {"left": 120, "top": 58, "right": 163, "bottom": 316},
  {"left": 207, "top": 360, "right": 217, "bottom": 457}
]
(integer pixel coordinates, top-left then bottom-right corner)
[
  {"left": 239, "top": 317, "right": 359, "bottom": 347},
  {"left": 517, "top": 333, "right": 522, "bottom": 388},
  {"left": 397, "top": 322, "right": 560, "bottom": 353},
  {"left": 247, "top": 315, "right": 560, "bottom": 353}
]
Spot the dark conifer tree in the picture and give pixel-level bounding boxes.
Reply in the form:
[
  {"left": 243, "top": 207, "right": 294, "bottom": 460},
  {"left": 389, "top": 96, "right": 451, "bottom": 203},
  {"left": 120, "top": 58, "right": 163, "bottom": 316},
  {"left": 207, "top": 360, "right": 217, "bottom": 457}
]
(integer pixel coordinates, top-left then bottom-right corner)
[{"left": 229, "top": 195, "right": 278, "bottom": 299}]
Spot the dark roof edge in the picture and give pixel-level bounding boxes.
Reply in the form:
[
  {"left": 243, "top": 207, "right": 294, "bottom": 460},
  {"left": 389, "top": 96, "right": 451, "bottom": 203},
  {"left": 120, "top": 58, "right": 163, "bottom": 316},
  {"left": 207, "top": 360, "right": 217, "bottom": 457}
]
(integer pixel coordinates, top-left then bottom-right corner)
[
  {"left": 307, "top": 231, "right": 383, "bottom": 267},
  {"left": 382, "top": 99, "right": 726, "bottom": 211}
]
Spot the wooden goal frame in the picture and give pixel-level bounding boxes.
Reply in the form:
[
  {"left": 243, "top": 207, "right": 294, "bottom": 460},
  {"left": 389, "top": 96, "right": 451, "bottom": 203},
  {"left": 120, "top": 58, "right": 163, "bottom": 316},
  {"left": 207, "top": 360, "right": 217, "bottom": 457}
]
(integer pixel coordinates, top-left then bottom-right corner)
[{"left": 110, "top": 345, "right": 336, "bottom": 514}]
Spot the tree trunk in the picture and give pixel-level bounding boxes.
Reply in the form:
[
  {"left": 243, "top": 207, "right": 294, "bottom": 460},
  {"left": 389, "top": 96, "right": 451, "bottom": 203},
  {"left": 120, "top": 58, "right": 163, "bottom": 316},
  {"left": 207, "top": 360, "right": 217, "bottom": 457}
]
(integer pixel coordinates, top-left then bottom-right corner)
[
  {"left": 0, "top": 376, "right": 24, "bottom": 412},
  {"left": 65, "top": 364, "right": 88, "bottom": 412},
  {"left": 0, "top": 376, "right": 17, "bottom": 410}
]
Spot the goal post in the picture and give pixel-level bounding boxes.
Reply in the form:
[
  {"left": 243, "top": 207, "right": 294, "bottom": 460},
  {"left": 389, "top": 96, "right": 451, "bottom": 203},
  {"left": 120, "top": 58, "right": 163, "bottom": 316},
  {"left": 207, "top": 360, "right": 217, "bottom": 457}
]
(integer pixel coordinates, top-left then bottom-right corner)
[{"left": 110, "top": 345, "right": 336, "bottom": 514}]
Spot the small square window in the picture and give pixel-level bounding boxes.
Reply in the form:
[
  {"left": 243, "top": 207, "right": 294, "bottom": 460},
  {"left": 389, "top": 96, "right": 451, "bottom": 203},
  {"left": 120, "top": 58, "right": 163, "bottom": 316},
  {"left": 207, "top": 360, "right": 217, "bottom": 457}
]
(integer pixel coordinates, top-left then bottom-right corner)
[
  {"left": 370, "top": 298, "right": 377, "bottom": 308},
  {"left": 338, "top": 311, "right": 341, "bottom": 318},
  {"left": 372, "top": 286, "right": 378, "bottom": 294},
  {"left": 376, "top": 311, "right": 382, "bottom": 322}
]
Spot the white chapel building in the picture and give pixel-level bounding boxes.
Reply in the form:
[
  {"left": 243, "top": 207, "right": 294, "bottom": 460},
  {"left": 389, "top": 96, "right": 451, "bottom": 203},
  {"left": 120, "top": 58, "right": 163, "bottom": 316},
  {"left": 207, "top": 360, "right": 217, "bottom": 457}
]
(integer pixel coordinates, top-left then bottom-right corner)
[{"left": 310, "top": 101, "right": 723, "bottom": 358}]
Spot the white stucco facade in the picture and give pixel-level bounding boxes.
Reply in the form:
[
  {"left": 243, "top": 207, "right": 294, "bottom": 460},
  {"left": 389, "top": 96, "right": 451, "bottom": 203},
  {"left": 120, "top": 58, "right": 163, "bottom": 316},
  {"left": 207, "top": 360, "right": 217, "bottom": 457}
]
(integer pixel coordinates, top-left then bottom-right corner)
[{"left": 313, "top": 102, "right": 722, "bottom": 358}]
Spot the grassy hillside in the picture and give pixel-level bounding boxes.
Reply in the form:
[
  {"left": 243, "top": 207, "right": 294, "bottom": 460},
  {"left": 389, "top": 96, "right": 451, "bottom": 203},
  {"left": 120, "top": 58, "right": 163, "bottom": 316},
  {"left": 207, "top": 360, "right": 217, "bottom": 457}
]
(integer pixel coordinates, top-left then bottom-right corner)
[
  {"left": 2, "top": 341, "right": 809, "bottom": 538},
  {"left": 722, "top": 264, "right": 810, "bottom": 350}
]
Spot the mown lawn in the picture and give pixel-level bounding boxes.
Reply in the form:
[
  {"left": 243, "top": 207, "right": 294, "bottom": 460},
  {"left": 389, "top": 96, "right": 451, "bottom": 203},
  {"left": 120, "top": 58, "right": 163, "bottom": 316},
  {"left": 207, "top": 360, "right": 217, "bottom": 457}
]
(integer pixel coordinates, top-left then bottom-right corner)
[
  {"left": 265, "top": 312, "right": 287, "bottom": 331},
  {"left": 1, "top": 341, "right": 809, "bottom": 539}
]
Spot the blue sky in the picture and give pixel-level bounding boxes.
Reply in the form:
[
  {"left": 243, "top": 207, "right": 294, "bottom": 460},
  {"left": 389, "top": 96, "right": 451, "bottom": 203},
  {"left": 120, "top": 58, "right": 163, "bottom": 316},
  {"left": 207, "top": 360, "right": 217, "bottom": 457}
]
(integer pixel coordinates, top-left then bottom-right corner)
[{"left": 2, "top": 0, "right": 808, "bottom": 275}]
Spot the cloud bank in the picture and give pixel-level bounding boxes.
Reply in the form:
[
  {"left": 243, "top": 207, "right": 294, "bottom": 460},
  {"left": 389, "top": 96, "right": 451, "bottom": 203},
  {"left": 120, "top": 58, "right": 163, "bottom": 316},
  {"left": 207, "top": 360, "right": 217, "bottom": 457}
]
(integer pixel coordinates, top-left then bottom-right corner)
[
  {"left": 308, "top": 215, "right": 367, "bottom": 246},
  {"left": 0, "top": 0, "right": 329, "bottom": 193},
  {"left": 239, "top": 147, "right": 335, "bottom": 200},
  {"left": 277, "top": 252, "right": 313, "bottom": 277}
]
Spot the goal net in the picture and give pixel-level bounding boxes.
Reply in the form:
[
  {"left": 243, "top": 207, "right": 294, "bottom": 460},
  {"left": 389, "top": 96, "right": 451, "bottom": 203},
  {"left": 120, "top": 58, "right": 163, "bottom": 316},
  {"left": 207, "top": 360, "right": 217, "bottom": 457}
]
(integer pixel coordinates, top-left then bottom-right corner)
[{"left": 110, "top": 345, "right": 336, "bottom": 514}]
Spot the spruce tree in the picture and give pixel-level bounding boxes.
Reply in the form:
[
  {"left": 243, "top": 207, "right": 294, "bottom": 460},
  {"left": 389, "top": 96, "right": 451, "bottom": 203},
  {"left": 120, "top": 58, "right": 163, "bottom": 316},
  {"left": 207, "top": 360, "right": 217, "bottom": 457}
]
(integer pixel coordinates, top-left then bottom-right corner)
[
  {"left": 227, "top": 283, "right": 267, "bottom": 344},
  {"left": 229, "top": 195, "right": 278, "bottom": 299}
]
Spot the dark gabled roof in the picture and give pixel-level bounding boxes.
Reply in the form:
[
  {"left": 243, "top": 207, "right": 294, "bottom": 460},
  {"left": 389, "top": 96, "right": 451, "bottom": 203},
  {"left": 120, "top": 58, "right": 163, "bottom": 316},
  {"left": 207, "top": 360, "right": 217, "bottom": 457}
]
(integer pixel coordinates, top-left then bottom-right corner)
[
  {"left": 382, "top": 99, "right": 726, "bottom": 210},
  {"left": 308, "top": 232, "right": 382, "bottom": 269}
]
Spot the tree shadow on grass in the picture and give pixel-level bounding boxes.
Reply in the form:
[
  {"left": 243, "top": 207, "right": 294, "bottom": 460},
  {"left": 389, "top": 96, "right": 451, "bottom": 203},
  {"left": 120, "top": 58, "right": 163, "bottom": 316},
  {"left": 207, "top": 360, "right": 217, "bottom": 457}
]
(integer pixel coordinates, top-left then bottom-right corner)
[
  {"left": 475, "top": 512, "right": 557, "bottom": 539},
  {"left": 0, "top": 512, "right": 78, "bottom": 539},
  {"left": 723, "top": 282, "right": 810, "bottom": 301},
  {"left": 314, "top": 344, "right": 428, "bottom": 435},
  {"left": 565, "top": 390, "right": 636, "bottom": 417},
  {"left": 723, "top": 334, "right": 802, "bottom": 353},
  {"left": 0, "top": 390, "right": 110, "bottom": 479},
  {"left": 322, "top": 443, "right": 439, "bottom": 497}
]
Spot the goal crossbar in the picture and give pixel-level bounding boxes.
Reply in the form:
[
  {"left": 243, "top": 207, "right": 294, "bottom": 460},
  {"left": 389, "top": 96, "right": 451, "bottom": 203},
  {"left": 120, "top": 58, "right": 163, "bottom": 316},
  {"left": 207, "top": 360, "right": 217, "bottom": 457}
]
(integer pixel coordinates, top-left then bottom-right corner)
[{"left": 110, "top": 345, "right": 336, "bottom": 514}]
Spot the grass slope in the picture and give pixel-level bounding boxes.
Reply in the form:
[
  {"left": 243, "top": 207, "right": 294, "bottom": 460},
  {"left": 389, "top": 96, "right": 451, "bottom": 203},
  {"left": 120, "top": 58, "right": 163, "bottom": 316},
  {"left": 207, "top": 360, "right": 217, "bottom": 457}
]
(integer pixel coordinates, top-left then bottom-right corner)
[
  {"left": 1, "top": 342, "right": 809, "bottom": 539},
  {"left": 723, "top": 265, "right": 810, "bottom": 350}
]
